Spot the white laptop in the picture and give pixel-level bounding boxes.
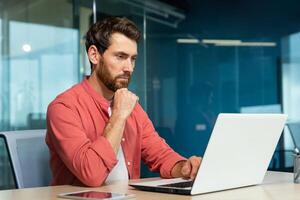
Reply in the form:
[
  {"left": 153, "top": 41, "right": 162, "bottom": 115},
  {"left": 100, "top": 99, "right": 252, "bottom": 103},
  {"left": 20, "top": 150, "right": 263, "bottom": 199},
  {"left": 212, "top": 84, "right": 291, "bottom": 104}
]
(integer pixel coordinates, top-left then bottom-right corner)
[{"left": 130, "top": 113, "right": 287, "bottom": 195}]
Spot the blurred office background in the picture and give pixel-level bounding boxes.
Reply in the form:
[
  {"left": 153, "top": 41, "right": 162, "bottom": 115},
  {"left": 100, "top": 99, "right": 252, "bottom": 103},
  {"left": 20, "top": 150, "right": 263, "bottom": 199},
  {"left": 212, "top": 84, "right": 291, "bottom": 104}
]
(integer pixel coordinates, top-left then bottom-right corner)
[{"left": 1, "top": 0, "right": 300, "bottom": 189}]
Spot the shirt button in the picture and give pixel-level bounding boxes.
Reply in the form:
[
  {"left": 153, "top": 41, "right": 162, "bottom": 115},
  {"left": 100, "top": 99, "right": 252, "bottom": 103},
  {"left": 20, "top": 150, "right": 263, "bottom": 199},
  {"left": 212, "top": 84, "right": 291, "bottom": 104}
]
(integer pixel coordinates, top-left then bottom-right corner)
[
  {"left": 127, "top": 161, "right": 131, "bottom": 166},
  {"left": 122, "top": 138, "right": 125, "bottom": 142}
]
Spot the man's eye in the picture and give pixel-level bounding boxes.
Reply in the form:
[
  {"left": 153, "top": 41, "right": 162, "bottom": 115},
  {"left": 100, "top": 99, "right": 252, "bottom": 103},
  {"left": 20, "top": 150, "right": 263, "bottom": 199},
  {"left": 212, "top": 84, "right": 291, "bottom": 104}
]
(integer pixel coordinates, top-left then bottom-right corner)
[{"left": 117, "top": 54, "right": 125, "bottom": 59}]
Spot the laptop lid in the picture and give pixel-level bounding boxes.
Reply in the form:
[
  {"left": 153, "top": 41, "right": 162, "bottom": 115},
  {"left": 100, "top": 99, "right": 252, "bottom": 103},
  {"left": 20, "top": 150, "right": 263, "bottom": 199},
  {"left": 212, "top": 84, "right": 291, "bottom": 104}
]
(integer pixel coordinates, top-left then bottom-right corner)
[{"left": 191, "top": 113, "right": 287, "bottom": 195}]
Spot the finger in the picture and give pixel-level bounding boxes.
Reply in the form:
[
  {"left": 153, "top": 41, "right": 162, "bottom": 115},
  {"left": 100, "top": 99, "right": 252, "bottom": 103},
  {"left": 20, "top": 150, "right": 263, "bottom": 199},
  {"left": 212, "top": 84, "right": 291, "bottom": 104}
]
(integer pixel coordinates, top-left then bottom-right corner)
[
  {"left": 181, "top": 161, "right": 191, "bottom": 177},
  {"left": 190, "top": 157, "right": 201, "bottom": 179},
  {"left": 116, "top": 88, "right": 127, "bottom": 92},
  {"left": 191, "top": 156, "right": 201, "bottom": 166}
]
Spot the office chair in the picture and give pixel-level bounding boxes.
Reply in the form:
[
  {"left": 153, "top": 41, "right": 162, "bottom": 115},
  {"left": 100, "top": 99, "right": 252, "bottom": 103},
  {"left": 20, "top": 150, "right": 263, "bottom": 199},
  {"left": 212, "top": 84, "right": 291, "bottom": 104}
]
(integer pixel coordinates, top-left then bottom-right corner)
[{"left": 0, "top": 129, "right": 51, "bottom": 188}]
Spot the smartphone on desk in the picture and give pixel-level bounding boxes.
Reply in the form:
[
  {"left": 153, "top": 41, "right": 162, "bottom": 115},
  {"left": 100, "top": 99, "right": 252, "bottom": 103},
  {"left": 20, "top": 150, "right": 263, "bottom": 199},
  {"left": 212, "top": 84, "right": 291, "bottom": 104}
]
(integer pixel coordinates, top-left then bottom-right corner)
[{"left": 57, "top": 190, "right": 136, "bottom": 200}]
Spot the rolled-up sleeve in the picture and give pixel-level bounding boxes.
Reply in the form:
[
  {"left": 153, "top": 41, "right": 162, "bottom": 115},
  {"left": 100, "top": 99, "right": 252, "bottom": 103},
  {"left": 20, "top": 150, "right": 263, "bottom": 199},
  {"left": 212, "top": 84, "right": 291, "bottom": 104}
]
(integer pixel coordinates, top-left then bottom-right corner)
[
  {"left": 47, "top": 102, "right": 117, "bottom": 186},
  {"left": 138, "top": 105, "right": 186, "bottom": 178}
]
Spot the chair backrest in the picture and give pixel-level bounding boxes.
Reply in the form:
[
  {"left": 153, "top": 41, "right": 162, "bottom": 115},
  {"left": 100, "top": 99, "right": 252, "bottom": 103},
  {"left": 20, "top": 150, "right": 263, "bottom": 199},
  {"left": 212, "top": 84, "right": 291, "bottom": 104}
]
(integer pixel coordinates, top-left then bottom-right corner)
[{"left": 0, "top": 129, "right": 51, "bottom": 188}]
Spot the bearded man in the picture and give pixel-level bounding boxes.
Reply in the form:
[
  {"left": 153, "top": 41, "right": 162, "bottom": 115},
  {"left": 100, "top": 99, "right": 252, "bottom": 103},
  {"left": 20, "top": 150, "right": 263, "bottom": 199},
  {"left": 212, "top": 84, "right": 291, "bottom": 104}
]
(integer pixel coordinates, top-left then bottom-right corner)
[{"left": 46, "top": 16, "right": 201, "bottom": 187}]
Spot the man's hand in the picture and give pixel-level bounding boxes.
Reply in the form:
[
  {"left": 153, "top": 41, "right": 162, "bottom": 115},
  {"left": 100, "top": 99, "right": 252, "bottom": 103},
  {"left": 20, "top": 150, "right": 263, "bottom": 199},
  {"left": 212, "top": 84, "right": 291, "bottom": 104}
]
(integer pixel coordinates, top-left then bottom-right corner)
[
  {"left": 112, "top": 88, "right": 139, "bottom": 120},
  {"left": 171, "top": 156, "right": 202, "bottom": 179},
  {"left": 103, "top": 88, "right": 139, "bottom": 154}
]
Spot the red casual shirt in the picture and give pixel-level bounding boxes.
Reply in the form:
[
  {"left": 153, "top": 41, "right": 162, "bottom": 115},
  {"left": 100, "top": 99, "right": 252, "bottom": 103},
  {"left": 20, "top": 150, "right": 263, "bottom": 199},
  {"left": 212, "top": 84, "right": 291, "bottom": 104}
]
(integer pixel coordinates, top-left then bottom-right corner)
[{"left": 45, "top": 79, "right": 186, "bottom": 187}]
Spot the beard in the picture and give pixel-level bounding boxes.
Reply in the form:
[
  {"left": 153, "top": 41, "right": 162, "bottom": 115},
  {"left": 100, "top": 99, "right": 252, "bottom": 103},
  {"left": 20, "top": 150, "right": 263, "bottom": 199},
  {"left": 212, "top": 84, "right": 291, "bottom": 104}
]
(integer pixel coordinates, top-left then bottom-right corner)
[{"left": 96, "top": 60, "right": 131, "bottom": 92}]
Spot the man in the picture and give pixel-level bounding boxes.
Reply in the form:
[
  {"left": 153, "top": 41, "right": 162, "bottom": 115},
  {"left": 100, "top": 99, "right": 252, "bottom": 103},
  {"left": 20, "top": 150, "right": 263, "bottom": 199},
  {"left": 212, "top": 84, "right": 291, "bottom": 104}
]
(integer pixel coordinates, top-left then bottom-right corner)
[{"left": 46, "top": 16, "right": 201, "bottom": 187}]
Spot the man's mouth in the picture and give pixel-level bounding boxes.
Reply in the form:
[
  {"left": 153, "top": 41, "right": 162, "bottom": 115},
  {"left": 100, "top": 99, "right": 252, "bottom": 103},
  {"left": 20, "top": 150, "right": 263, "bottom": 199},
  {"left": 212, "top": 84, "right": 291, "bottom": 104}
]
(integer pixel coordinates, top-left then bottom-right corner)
[{"left": 117, "top": 76, "right": 130, "bottom": 80}]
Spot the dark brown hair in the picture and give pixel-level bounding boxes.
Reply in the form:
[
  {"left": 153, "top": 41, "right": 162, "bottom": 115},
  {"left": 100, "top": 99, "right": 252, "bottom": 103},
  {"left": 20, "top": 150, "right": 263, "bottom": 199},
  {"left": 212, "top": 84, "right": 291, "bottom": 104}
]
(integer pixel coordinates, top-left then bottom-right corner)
[{"left": 85, "top": 17, "right": 141, "bottom": 70}]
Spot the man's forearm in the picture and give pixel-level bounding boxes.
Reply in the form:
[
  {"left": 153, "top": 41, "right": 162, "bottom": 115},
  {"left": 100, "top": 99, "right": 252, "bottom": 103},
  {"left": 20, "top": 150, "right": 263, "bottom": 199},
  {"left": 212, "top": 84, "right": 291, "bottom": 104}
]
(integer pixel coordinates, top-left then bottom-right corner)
[{"left": 103, "top": 114, "right": 126, "bottom": 155}]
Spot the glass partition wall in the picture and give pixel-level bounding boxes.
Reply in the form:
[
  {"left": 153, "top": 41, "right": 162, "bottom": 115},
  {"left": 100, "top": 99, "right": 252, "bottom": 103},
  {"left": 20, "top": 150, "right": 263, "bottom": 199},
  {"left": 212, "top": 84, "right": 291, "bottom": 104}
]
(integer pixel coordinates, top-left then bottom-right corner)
[
  {"left": 0, "top": 0, "right": 79, "bottom": 131},
  {"left": 144, "top": 1, "right": 283, "bottom": 176},
  {"left": 144, "top": 1, "right": 300, "bottom": 174},
  {"left": 1, "top": 0, "right": 300, "bottom": 188},
  {"left": 0, "top": 0, "right": 80, "bottom": 189}
]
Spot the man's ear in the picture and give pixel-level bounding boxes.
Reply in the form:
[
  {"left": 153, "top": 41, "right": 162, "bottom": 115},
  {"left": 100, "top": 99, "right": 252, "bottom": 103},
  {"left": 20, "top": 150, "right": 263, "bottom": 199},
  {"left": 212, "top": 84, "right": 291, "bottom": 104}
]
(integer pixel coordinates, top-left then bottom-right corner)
[{"left": 87, "top": 45, "right": 101, "bottom": 65}]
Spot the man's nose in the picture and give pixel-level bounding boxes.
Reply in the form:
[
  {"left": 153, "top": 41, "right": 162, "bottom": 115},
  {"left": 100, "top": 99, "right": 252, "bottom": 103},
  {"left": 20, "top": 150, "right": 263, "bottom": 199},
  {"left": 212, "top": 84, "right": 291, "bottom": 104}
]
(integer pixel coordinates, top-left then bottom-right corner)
[{"left": 123, "top": 58, "right": 134, "bottom": 73}]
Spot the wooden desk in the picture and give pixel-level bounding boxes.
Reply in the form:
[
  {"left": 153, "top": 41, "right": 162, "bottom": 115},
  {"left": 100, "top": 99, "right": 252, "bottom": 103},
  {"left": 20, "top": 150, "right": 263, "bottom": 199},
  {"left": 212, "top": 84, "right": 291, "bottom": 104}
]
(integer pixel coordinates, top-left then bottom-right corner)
[{"left": 0, "top": 171, "right": 299, "bottom": 200}]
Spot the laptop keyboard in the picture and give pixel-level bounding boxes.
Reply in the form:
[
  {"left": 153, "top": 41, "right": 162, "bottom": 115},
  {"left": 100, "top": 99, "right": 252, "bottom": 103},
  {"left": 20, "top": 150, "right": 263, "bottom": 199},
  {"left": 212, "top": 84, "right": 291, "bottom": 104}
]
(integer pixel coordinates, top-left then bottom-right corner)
[{"left": 159, "top": 180, "right": 194, "bottom": 188}]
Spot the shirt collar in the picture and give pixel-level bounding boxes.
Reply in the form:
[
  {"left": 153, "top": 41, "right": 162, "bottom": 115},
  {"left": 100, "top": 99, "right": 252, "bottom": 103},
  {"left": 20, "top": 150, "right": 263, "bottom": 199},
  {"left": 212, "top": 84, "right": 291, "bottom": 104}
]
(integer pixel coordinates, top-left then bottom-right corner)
[{"left": 81, "top": 77, "right": 111, "bottom": 109}]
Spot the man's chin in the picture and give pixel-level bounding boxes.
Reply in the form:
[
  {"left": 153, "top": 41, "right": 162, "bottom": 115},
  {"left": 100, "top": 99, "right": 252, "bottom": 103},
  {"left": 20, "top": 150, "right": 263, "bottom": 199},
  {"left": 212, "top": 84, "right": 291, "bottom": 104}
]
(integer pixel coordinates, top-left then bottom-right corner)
[
  {"left": 116, "top": 80, "right": 129, "bottom": 87},
  {"left": 114, "top": 83, "right": 129, "bottom": 90}
]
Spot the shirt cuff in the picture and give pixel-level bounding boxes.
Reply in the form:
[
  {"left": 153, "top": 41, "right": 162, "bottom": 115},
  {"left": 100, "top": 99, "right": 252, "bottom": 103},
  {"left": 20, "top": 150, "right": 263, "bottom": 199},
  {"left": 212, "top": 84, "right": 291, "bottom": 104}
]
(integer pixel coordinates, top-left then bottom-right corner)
[
  {"left": 91, "top": 136, "right": 118, "bottom": 171},
  {"left": 160, "top": 155, "right": 187, "bottom": 178}
]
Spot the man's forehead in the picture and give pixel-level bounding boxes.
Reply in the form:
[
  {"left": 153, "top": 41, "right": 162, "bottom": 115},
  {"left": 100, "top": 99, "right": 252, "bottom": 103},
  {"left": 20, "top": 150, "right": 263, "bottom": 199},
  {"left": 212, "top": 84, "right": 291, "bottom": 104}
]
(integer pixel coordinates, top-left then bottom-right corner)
[{"left": 108, "top": 33, "right": 137, "bottom": 55}]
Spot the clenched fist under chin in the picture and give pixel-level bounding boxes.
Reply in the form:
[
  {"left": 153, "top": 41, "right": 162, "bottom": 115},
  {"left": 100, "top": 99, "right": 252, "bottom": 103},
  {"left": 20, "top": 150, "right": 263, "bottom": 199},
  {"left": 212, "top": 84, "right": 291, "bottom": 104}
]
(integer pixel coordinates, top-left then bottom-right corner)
[{"left": 111, "top": 88, "right": 139, "bottom": 120}]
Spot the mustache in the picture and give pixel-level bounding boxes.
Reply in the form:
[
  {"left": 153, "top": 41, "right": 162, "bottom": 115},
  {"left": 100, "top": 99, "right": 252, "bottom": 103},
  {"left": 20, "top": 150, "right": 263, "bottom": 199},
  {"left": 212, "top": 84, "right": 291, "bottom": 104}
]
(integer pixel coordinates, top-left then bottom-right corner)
[{"left": 116, "top": 73, "right": 131, "bottom": 79}]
